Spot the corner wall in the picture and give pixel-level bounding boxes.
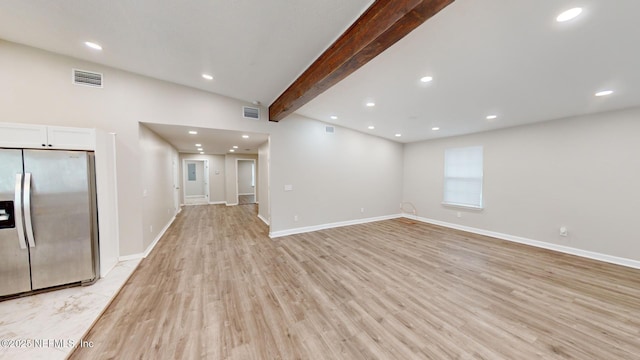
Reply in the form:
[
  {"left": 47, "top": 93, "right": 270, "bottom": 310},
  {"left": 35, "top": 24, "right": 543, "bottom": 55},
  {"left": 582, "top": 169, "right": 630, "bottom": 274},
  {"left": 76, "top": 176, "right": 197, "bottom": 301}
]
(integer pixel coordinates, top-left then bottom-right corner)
[
  {"left": 403, "top": 107, "right": 640, "bottom": 262},
  {"left": 139, "top": 125, "right": 179, "bottom": 251},
  {"left": 269, "top": 115, "right": 404, "bottom": 233}
]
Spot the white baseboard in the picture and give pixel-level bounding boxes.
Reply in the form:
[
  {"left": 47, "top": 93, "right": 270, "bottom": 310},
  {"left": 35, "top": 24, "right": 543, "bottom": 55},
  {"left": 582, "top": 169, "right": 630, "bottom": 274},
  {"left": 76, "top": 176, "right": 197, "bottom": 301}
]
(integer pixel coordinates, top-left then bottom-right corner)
[
  {"left": 403, "top": 214, "right": 640, "bottom": 270},
  {"left": 269, "top": 214, "right": 402, "bottom": 238},
  {"left": 226, "top": 203, "right": 239, "bottom": 206},
  {"left": 118, "top": 253, "right": 143, "bottom": 262},
  {"left": 142, "top": 215, "right": 176, "bottom": 258},
  {"left": 238, "top": 193, "right": 255, "bottom": 196},
  {"left": 209, "top": 201, "right": 225, "bottom": 205},
  {"left": 100, "top": 261, "right": 118, "bottom": 278},
  {"left": 117, "top": 215, "right": 177, "bottom": 262},
  {"left": 258, "top": 214, "right": 270, "bottom": 226}
]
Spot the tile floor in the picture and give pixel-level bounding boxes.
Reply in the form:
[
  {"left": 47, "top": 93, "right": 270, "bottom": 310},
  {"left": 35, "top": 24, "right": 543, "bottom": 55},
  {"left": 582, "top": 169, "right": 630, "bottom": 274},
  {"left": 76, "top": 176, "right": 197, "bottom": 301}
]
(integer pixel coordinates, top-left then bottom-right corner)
[{"left": 0, "top": 259, "right": 140, "bottom": 360}]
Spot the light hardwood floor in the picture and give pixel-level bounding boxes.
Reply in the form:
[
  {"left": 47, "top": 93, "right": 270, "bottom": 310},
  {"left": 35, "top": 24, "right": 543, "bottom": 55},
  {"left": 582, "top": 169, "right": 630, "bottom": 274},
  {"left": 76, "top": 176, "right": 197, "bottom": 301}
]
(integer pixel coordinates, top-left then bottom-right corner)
[
  {"left": 70, "top": 205, "right": 640, "bottom": 359},
  {"left": 238, "top": 194, "right": 256, "bottom": 205}
]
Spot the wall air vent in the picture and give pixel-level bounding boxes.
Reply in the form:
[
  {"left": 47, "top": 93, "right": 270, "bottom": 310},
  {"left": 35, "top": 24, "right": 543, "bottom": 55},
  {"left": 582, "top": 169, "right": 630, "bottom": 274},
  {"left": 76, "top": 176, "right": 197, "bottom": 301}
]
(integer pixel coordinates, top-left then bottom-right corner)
[
  {"left": 325, "top": 126, "right": 335, "bottom": 134},
  {"left": 72, "top": 69, "right": 103, "bottom": 88},
  {"left": 243, "top": 106, "right": 260, "bottom": 120}
]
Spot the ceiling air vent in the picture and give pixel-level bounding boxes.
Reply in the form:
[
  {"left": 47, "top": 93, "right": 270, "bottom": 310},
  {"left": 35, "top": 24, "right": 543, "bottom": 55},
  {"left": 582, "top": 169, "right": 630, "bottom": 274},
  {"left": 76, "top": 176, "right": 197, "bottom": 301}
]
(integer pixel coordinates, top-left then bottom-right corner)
[
  {"left": 325, "top": 126, "right": 335, "bottom": 134},
  {"left": 72, "top": 69, "right": 103, "bottom": 88},
  {"left": 243, "top": 106, "right": 260, "bottom": 120}
]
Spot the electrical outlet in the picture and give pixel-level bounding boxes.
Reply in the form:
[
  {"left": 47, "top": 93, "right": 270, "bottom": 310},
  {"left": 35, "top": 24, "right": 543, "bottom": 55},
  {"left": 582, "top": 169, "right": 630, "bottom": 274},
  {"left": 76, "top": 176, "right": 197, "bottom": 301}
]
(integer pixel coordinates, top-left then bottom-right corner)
[
  {"left": 294, "top": 215, "right": 298, "bottom": 222},
  {"left": 559, "top": 226, "right": 568, "bottom": 237},
  {"left": 360, "top": 207, "right": 365, "bottom": 213},
  {"left": 149, "top": 225, "right": 153, "bottom": 233},
  {"left": 456, "top": 212, "right": 462, "bottom": 218}
]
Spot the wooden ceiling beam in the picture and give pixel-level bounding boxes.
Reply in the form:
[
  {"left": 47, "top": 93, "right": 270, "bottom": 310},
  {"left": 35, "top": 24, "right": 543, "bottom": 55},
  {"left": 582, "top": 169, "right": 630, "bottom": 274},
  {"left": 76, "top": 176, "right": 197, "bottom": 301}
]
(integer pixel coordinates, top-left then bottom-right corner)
[{"left": 268, "top": 0, "right": 455, "bottom": 122}]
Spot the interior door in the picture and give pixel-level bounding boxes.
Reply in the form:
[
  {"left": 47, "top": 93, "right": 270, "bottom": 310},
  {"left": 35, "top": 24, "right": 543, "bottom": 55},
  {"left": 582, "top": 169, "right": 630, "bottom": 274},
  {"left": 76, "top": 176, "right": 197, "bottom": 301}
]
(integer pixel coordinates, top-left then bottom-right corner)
[
  {"left": 23, "top": 150, "right": 96, "bottom": 290},
  {"left": 0, "top": 149, "right": 32, "bottom": 297}
]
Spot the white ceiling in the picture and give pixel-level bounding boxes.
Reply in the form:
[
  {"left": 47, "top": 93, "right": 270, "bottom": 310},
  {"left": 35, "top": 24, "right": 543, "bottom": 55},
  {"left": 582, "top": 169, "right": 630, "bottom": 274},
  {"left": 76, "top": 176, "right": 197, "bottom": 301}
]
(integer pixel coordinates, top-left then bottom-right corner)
[
  {"left": 0, "top": 0, "right": 372, "bottom": 106},
  {"left": 142, "top": 123, "right": 268, "bottom": 155},
  {"left": 298, "top": 0, "right": 640, "bottom": 142},
  {"left": 2, "top": 0, "right": 640, "bottom": 145}
]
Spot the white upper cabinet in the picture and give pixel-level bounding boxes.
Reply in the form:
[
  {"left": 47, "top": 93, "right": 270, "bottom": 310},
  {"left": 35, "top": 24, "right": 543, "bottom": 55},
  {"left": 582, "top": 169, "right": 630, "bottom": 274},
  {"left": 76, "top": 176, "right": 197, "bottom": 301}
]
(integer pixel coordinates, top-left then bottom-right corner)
[
  {"left": 0, "top": 123, "right": 48, "bottom": 149},
  {"left": 0, "top": 123, "right": 95, "bottom": 150},
  {"left": 46, "top": 126, "right": 95, "bottom": 150}
]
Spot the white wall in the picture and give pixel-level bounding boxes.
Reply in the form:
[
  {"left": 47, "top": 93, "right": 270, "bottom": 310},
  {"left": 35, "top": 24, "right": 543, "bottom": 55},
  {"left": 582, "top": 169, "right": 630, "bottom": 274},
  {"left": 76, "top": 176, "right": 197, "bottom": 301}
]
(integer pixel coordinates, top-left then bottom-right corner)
[
  {"left": 237, "top": 160, "right": 255, "bottom": 195},
  {"left": 1, "top": 39, "right": 406, "bottom": 254},
  {"left": 1, "top": 40, "right": 143, "bottom": 255},
  {"left": 403, "top": 107, "right": 640, "bottom": 262},
  {"left": 94, "top": 130, "right": 119, "bottom": 275},
  {"left": 225, "top": 154, "right": 258, "bottom": 205},
  {"left": 138, "top": 125, "right": 179, "bottom": 251},
  {"left": 180, "top": 154, "right": 225, "bottom": 204},
  {"left": 258, "top": 140, "right": 270, "bottom": 224},
  {"left": 0, "top": 39, "right": 276, "bottom": 256},
  {"left": 269, "top": 116, "right": 404, "bottom": 233}
]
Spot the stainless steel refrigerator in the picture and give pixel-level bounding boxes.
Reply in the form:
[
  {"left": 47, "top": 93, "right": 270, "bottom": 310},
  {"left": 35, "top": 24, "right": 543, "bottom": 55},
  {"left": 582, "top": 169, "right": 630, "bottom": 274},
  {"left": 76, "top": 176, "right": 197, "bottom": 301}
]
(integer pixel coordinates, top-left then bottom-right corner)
[{"left": 0, "top": 148, "right": 99, "bottom": 299}]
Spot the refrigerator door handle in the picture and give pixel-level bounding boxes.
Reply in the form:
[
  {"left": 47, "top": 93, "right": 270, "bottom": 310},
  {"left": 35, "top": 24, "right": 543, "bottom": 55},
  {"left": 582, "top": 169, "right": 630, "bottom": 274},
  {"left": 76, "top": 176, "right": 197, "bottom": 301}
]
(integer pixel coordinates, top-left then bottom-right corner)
[
  {"left": 24, "top": 172, "right": 36, "bottom": 248},
  {"left": 15, "top": 174, "right": 27, "bottom": 249}
]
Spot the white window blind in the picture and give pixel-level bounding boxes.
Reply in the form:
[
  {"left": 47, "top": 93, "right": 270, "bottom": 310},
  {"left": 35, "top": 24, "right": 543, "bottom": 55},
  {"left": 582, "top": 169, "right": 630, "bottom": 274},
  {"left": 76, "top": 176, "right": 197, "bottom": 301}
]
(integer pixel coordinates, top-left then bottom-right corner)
[{"left": 443, "top": 146, "right": 483, "bottom": 209}]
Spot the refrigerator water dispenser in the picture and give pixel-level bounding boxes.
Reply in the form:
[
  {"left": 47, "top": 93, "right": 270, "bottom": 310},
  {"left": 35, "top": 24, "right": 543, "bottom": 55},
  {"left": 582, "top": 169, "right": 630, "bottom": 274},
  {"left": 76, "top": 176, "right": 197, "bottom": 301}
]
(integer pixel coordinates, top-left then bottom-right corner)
[{"left": 0, "top": 201, "right": 15, "bottom": 229}]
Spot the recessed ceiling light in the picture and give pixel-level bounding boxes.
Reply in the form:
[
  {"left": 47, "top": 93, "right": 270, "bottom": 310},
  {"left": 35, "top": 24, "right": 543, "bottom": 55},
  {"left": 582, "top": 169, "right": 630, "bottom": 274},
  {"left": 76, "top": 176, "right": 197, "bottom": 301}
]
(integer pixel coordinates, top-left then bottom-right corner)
[
  {"left": 199, "top": 152, "right": 204, "bottom": 154},
  {"left": 395, "top": 133, "right": 402, "bottom": 137},
  {"left": 233, "top": 145, "right": 238, "bottom": 149},
  {"left": 195, "top": 143, "right": 201, "bottom": 147},
  {"left": 202, "top": 74, "right": 213, "bottom": 80},
  {"left": 242, "top": 135, "right": 249, "bottom": 139},
  {"left": 197, "top": 148, "right": 203, "bottom": 151},
  {"left": 556, "top": 7, "right": 582, "bottom": 22},
  {"left": 432, "top": 127, "right": 440, "bottom": 131},
  {"left": 229, "top": 149, "right": 235, "bottom": 152},
  {"left": 595, "top": 90, "right": 614, "bottom": 97},
  {"left": 420, "top": 76, "right": 433, "bottom": 83},
  {"left": 188, "top": 131, "right": 198, "bottom": 135},
  {"left": 84, "top": 41, "right": 102, "bottom": 50},
  {"left": 330, "top": 115, "right": 338, "bottom": 120},
  {"left": 486, "top": 115, "right": 498, "bottom": 120},
  {"left": 368, "top": 126, "right": 375, "bottom": 130},
  {"left": 366, "top": 102, "right": 375, "bottom": 107}
]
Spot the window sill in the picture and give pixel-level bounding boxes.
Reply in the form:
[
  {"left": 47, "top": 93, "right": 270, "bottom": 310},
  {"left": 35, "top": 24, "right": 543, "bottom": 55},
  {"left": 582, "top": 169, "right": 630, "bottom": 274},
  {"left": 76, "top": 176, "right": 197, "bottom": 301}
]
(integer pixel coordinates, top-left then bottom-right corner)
[{"left": 441, "top": 202, "right": 484, "bottom": 211}]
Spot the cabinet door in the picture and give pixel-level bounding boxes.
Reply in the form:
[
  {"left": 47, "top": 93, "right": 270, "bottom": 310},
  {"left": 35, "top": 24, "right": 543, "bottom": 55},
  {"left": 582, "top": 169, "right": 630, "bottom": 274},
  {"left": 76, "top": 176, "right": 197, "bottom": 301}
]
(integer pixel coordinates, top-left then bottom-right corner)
[
  {"left": 46, "top": 126, "right": 95, "bottom": 150},
  {"left": 0, "top": 123, "right": 48, "bottom": 149}
]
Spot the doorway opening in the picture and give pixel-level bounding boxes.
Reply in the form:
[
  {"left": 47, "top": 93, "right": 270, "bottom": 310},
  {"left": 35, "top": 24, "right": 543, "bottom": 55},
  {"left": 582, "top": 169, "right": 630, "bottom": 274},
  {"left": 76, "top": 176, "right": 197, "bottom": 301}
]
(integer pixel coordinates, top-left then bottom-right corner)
[
  {"left": 236, "top": 159, "right": 256, "bottom": 205},
  {"left": 183, "top": 159, "right": 209, "bottom": 205}
]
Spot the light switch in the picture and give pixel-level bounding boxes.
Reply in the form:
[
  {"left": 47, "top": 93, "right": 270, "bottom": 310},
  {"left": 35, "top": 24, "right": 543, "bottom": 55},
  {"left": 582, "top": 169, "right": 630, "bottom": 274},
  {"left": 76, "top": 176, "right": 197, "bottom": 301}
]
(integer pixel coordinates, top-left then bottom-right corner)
[{"left": 284, "top": 184, "right": 293, "bottom": 191}]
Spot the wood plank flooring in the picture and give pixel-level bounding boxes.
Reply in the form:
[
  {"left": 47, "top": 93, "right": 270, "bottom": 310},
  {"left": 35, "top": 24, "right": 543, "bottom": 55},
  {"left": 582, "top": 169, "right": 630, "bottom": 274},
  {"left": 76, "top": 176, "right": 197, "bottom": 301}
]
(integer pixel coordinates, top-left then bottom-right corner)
[
  {"left": 238, "top": 195, "right": 255, "bottom": 205},
  {"left": 70, "top": 205, "right": 640, "bottom": 359}
]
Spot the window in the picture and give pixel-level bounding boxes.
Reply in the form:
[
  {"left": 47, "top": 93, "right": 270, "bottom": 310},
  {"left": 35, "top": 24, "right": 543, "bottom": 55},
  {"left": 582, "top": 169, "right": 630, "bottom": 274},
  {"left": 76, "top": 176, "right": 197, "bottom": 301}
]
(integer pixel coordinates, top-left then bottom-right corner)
[{"left": 443, "top": 146, "right": 483, "bottom": 209}]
